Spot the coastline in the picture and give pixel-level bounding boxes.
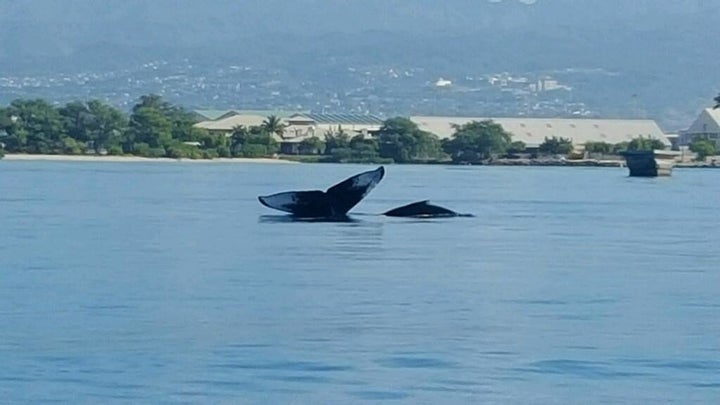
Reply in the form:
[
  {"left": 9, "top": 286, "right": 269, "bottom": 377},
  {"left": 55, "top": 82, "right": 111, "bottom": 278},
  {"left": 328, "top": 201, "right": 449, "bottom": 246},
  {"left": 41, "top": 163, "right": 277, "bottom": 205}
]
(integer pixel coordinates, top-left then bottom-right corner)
[
  {"left": 2, "top": 153, "right": 717, "bottom": 169},
  {"left": 1, "top": 154, "right": 298, "bottom": 164}
]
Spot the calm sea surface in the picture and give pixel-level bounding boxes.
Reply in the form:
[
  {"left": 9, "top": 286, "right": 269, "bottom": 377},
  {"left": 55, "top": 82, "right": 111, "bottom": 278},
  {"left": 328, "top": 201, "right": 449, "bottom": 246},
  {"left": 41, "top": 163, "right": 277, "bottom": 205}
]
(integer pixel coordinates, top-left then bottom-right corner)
[{"left": 1, "top": 161, "right": 719, "bottom": 403}]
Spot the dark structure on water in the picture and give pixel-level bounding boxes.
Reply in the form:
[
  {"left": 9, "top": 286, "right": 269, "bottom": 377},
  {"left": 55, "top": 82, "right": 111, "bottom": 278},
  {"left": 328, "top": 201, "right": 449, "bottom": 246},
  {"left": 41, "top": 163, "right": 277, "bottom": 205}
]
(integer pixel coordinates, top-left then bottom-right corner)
[{"left": 621, "top": 150, "right": 679, "bottom": 177}]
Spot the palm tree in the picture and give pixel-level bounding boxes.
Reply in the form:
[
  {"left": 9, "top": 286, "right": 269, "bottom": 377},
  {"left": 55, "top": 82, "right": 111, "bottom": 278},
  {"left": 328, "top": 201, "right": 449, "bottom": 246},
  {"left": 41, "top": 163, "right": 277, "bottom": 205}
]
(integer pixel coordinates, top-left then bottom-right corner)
[
  {"left": 230, "top": 125, "right": 249, "bottom": 151},
  {"left": 261, "top": 115, "right": 287, "bottom": 137}
]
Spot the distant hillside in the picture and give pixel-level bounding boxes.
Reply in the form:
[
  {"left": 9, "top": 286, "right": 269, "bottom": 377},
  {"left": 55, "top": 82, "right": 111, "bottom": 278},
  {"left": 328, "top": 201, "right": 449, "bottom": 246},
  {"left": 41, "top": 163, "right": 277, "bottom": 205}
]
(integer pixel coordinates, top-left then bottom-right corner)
[
  {"left": 2, "top": 0, "right": 717, "bottom": 70},
  {"left": 1, "top": 0, "right": 718, "bottom": 129}
]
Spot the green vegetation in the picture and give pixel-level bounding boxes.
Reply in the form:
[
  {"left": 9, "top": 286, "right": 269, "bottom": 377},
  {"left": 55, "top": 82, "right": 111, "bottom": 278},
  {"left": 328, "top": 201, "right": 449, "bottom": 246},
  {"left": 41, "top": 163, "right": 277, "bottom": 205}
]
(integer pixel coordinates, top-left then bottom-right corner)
[
  {"left": 441, "top": 120, "right": 512, "bottom": 164},
  {"left": 689, "top": 138, "right": 716, "bottom": 161},
  {"left": 612, "top": 142, "right": 630, "bottom": 155},
  {"left": 230, "top": 125, "right": 278, "bottom": 158},
  {"left": 538, "top": 136, "right": 573, "bottom": 155},
  {"left": 320, "top": 127, "right": 391, "bottom": 164},
  {"left": 0, "top": 95, "right": 282, "bottom": 159},
  {"left": 584, "top": 141, "right": 614, "bottom": 155},
  {"left": 1, "top": 98, "right": 691, "bottom": 167},
  {"left": 714, "top": 93, "right": 720, "bottom": 109},
  {"left": 507, "top": 140, "right": 527, "bottom": 155},
  {"left": 261, "top": 115, "right": 286, "bottom": 136},
  {"left": 0, "top": 95, "right": 229, "bottom": 159},
  {"left": 298, "top": 136, "right": 325, "bottom": 155},
  {"left": 376, "top": 117, "right": 445, "bottom": 163},
  {"left": 626, "top": 136, "right": 666, "bottom": 151}
]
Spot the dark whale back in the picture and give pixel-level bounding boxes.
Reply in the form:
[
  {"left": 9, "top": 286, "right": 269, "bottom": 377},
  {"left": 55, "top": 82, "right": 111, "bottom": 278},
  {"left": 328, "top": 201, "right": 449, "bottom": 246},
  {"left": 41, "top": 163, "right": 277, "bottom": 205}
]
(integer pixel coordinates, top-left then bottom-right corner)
[{"left": 383, "top": 200, "right": 460, "bottom": 218}]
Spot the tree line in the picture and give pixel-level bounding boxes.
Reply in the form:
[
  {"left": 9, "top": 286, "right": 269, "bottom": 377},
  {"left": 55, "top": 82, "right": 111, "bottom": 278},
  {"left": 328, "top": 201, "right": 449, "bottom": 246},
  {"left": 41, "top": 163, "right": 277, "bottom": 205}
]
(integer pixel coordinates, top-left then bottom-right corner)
[
  {"left": 0, "top": 95, "right": 697, "bottom": 163},
  {"left": 314, "top": 118, "right": 672, "bottom": 164},
  {"left": 0, "top": 95, "right": 224, "bottom": 159}
]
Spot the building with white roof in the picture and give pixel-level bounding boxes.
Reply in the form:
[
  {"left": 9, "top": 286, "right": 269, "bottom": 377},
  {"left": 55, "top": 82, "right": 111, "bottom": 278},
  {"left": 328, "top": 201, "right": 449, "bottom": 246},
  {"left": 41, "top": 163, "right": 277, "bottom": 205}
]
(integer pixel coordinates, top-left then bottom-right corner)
[
  {"left": 193, "top": 112, "right": 385, "bottom": 154},
  {"left": 410, "top": 116, "right": 670, "bottom": 149},
  {"left": 194, "top": 114, "right": 269, "bottom": 135}
]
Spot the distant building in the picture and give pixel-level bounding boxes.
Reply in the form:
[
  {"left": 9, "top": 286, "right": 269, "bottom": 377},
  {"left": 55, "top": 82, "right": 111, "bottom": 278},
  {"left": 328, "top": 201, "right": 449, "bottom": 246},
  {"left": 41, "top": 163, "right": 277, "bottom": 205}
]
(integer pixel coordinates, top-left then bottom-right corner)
[
  {"left": 193, "top": 111, "right": 384, "bottom": 154},
  {"left": 290, "top": 113, "right": 384, "bottom": 135},
  {"left": 194, "top": 113, "right": 270, "bottom": 136},
  {"left": 192, "top": 109, "right": 303, "bottom": 123},
  {"left": 664, "top": 133, "right": 679, "bottom": 150},
  {"left": 279, "top": 113, "right": 384, "bottom": 154},
  {"left": 678, "top": 108, "right": 720, "bottom": 147},
  {"left": 192, "top": 109, "right": 240, "bottom": 122},
  {"left": 435, "top": 78, "right": 452, "bottom": 87},
  {"left": 410, "top": 116, "right": 670, "bottom": 150}
]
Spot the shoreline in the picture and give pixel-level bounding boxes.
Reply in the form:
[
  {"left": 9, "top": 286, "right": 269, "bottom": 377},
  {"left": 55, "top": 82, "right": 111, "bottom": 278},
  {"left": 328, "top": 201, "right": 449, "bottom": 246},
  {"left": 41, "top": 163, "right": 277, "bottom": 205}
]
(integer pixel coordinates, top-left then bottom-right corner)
[
  {"left": 1, "top": 154, "right": 298, "bottom": 164},
  {"left": 2, "top": 154, "right": 717, "bottom": 169}
]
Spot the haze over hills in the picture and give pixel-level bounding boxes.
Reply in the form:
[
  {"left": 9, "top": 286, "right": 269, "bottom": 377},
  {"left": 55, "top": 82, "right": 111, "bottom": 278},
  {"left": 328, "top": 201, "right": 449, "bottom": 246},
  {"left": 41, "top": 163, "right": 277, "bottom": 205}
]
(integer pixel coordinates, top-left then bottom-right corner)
[{"left": 1, "top": 0, "right": 718, "bottom": 130}]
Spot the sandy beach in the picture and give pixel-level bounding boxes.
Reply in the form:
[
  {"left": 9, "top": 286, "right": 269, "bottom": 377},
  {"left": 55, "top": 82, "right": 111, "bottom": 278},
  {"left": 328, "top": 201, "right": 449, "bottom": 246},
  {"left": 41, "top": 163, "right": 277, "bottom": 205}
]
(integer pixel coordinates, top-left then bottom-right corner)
[{"left": 1, "top": 154, "right": 298, "bottom": 164}]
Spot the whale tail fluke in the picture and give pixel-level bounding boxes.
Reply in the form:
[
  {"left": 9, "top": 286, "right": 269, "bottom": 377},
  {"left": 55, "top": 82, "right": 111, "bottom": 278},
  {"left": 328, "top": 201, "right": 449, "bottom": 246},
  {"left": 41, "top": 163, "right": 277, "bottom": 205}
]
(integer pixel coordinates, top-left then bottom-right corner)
[{"left": 258, "top": 166, "right": 385, "bottom": 218}]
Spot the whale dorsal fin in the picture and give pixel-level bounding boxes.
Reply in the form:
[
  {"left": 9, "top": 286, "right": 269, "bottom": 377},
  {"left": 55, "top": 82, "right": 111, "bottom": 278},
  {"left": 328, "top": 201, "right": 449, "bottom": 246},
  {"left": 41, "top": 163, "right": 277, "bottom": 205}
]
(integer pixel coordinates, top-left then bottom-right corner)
[{"left": 383, "top": 200, "right": 458, "bottom": 218}]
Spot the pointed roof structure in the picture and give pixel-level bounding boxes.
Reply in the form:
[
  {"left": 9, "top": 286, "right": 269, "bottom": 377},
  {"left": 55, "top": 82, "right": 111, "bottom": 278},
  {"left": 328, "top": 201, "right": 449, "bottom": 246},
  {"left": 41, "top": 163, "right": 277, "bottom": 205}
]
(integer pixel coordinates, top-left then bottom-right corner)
[{"left": 684, "top": 108, "right": 720, "bottom": 135}]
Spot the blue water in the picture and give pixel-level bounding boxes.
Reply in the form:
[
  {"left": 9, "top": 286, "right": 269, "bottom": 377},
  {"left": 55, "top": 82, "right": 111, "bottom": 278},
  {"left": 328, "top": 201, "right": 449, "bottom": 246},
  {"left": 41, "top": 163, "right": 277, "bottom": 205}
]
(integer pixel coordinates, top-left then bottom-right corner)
[{"left": 1, "top": 161, "right": 719, "bottom": 403}]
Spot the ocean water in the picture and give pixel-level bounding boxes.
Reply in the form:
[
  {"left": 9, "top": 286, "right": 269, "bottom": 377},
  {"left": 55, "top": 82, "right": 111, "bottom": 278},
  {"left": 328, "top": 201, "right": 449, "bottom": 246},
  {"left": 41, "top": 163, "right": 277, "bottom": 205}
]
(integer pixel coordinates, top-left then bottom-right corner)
[{"left": 1, "top": 161, "right": 719, "bottom": 404}]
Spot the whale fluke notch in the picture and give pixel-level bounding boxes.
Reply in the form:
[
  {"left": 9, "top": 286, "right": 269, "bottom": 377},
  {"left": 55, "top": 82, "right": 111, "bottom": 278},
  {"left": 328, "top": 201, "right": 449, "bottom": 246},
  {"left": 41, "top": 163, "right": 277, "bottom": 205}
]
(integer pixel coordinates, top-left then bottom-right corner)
[
  {"left": 383, "top": 200, "right": 469, "bottom": 218},
  {"left": 258, "top": 166, "right": 385, "bottom": 218}
]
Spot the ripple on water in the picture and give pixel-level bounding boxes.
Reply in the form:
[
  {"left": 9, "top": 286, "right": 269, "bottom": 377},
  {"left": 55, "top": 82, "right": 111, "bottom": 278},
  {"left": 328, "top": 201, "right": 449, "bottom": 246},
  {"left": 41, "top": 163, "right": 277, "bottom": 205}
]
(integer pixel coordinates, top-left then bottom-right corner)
[
  {"left": 691, "top": 382, "right": 720, "bottom": 389},
  {"left": 261, "top": 374, "right": 334, "bottom": 384},
  {"left": 348, "top": 390, "right": 411, "bottom": 400},
  {"left": 376, "top": 356, "right": 458, "bottom": 369},
  {"left": 210, "top": 360, "right": 353, "bottom": 372},
  {"left": 519, "top": 359, "right": 652, "bottom": 379},
  {"left": 621, "top": 359, "right": 720, "bottom": 373}
]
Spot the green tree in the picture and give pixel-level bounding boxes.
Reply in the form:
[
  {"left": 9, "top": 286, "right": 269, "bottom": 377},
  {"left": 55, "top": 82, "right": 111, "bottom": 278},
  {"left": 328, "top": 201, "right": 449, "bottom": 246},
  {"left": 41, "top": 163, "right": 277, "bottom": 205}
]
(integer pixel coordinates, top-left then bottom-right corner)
[
  {"left": 612, "top": 141, "right": 630, "bottom": 154},
  {"left": 689, "top": 138, "right": 716, "bottom": 161},
  {"left": 240, "top": 143, "right": 268, "bottom": 158},
  {"left": 193, "top": 129, "right": 230, "bottom": 157},
  {"left": 377, "top": 117, "right": 443, "bottom": 163},
  {"left": 323, "top": 127, "right": 351, "bottom": 155},
  {"left": 231, "top": 125, "right": 250, "bottom": 154},
  {"left": 61, "top": 137, "right": 85, "bottom": 154},
  {"left": 125, "top": 94, "right": 200, "bottom": 155},
  {"left": 538, "top": 136, "right": 574, "bottom": 155},
  {"left": 298, "top": 136, "right": 324, "bottom": 154},
  {"left": 261, "top": 115, "right": 286, "bottom": 137},
  {"left": 507, "top": 140, "right": 527, "bottom": 155},
  {"left": 166, "top": 143, "right": 203, "bottom": 159},
  {"left": 627, "top": 136, "right": 666, "bottom": 151},
  {"left": 584, "top": 141, "right": 614, "bottom": 155},
  {"left": 60, "top": 101, "right": 94, "bottom": 142},
  {"left": 349, "top": 135, "right": 380, "bottom": 161},
  {"left": 441, "top": 120, "right": 512, "bottom": 163},
  {"left": 714, "top": 93, "right": 720, "bottom": 109},
  {"left": 0, "top": 107, "right": 13, "bottom": 153},
  {"left": 126, "top": 95, "right": 174, "bottom": 151},
  {"left": 2, "top": 99, "right": 66, "bottom": 153},
  {"left": 326, "top": 135, "right": 383, "bottom": 163},
  {"left": 60, "top": 100, "right": 127, "bottom": 153},
  {"left": 229, "top": 124, "right": 278, "bottom": 157}
]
